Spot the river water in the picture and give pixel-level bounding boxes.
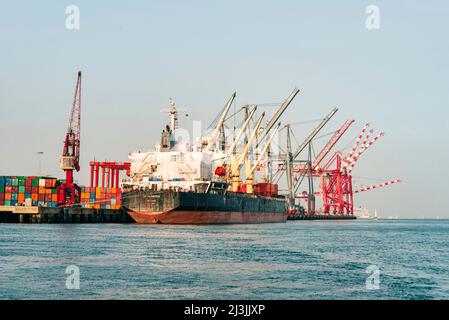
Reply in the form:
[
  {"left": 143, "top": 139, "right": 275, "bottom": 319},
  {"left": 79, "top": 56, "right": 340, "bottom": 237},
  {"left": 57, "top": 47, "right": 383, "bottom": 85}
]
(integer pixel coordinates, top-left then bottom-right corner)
[{"left": 1, "top": 219, "right": 448, "bottom": 299}]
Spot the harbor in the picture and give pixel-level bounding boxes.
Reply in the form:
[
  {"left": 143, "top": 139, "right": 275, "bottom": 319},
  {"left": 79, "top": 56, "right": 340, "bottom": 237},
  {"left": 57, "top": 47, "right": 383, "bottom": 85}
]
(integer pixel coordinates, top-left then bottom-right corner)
[
  {"left": 0, "top": 205, "right": 130, "bottom": 223},
  {"left": 0, "top": 71, "right": 400, "bottom": 224},
  {"left": 2, "top": 0, "right": 447, "bottom": 305},
  {"left": 0, "top": 204, "right": 354, "bottom": 223}
]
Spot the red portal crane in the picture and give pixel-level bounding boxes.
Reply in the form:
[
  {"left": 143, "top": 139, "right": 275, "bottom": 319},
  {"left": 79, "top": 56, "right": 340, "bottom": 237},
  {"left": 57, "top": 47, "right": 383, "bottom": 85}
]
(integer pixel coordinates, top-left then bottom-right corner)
[
  {"left": 57, "top": 71, "right": 82, "bottom": 206},
  {"left": 89, "top": 161, "right": 131, "bottom": 188}
]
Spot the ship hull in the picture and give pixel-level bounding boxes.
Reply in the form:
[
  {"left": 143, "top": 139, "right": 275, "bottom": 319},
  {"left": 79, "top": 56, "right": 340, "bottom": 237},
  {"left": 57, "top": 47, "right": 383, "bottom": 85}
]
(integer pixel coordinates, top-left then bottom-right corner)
[
  {"left": 127, "top": 209, "right": 287, "bottom": 224},
  {"left": 122, "top": 190, "right": 288, "bottom": 224}
]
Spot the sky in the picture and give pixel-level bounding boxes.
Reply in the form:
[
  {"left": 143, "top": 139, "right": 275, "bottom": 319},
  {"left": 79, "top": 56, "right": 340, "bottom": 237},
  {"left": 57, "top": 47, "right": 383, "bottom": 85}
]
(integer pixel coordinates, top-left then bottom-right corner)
[{"left": 0, "top": 1, "right": 448, "bottom": 218}]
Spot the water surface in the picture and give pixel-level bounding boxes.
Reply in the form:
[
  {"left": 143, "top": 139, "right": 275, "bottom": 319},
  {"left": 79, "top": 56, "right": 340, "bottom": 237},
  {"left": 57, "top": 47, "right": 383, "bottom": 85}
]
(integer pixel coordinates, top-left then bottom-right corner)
[{"left": 1, "top": 219, "right": 448, "bottom": 299}]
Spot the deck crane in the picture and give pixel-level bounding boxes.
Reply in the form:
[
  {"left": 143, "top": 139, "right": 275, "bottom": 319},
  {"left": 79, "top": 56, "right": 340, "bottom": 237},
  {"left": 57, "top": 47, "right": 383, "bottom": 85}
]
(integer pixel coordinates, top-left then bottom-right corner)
[
  {"left": 245, "top": 122, "right": 281, "bottom": 193},
  {"left": 214, "top": 106, "right": 257, "bottom": 174},
  {"left": 57, "top": 71, "right": 82, "bottom": 206},
  {"left": 204, "top": 92, "right": 236, "bottom": 152},
  {"left": 256, "top": 88, "right": 300, "bottom": 146},
  {"left": 229, "top": 112, "right": 265, "bottom": 192}
]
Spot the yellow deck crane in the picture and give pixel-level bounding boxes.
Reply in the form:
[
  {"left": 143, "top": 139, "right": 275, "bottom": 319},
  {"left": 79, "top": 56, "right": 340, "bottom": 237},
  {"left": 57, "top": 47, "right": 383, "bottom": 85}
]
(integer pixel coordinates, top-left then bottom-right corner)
[
  {"left": 215, "top": 106, "right": 258, "bottom": 169},
  {"left": 244, "top": 122, "right": 281, "bottom": 193},
  {"left": 228, "top": 112, "right": 265, "bottom": 192},
  {"left": 204, "top": 92, "right": 236, "bottom": 152}
]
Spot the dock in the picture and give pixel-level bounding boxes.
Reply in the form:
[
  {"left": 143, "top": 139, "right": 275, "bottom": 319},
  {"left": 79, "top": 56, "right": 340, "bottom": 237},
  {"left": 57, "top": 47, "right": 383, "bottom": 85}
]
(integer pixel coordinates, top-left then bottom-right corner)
[
  {"left": 0, "top": 205, "right": 133, "bottom": 223},
  {"left": 287, "top": 214, "right": 356, "bottom": 221}
]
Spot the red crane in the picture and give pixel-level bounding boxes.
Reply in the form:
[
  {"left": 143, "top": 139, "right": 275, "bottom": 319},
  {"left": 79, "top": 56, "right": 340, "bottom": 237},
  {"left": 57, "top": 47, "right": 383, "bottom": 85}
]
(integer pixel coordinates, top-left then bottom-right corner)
[
  {"left": 312, "top": 119, "right": 354, "bottom": 170},
  {"left": 353, "top": 179, "right": 401, "bottom": 194},
  {"left": 57, "top": 71, "right": 82, "bottom": 206}
]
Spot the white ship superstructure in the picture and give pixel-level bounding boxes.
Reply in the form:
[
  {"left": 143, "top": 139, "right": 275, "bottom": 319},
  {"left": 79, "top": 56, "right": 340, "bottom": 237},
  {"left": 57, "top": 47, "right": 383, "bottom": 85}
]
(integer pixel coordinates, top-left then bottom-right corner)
[{"left": 122, "top": 98, "right": 225, "bottom": 191}]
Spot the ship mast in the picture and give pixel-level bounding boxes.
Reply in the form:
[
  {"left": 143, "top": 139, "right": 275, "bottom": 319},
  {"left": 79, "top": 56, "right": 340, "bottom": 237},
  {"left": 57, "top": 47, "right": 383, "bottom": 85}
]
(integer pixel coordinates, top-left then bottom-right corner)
[{"left": 160, "top": 98, "right": 187, "bottom": 149}]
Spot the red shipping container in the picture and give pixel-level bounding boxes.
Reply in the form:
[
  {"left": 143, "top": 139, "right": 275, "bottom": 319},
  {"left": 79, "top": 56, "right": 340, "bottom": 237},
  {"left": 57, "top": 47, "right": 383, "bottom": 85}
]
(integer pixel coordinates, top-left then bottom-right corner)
[
  {"left": 11, "top": 186, "right": 18, "bottom": 193},
  {"left": 38, "top": 194, "right": 45, "bottom": 201},
  {"left": 25, "top": 186, "right": 32, "bottom": 193},
  {"left": 32, "top": 186, "right": 38, "bottom": 193},
  {"left": 5, "top": 186, "right": 12, "bottom": 193},
  {"left": 0, "top": 193, "right": 4, "bottom": 201}
]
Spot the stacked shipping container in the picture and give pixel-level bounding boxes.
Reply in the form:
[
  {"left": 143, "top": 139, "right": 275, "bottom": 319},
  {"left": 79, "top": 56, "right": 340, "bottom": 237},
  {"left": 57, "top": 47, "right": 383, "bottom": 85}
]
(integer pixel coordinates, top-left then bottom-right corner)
[
  {"left": 0, "top": 176, "right": 58, "bottom": 207},
  {"left": 0, "top": 176, "right": 122, "bottom": 210},
  {"left": 80, "top": 187, "right": 121, "bottom": 210}
]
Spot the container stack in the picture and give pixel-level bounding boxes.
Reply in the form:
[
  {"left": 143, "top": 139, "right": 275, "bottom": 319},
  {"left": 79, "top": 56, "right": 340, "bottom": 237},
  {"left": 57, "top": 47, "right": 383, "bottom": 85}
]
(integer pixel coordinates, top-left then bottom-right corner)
[
  {"left": 0, "top": 176, "right": 58, "bottom": 207},
  {"left": 80, "top": 187, "right": 121, "bottom": 210}
]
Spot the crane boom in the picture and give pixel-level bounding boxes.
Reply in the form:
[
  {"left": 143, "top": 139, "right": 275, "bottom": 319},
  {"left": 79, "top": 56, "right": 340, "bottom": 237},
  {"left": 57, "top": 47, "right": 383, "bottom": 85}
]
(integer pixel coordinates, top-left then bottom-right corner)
[
  {"left": 204, "top": 92, "right": 236, "bottom": 152},
  {"left": 347, "top": 132, "right": 384, "bottom": 173},
  {"left": 232, "top": 112, "right": 265, "bottom": 174},
  {"left": 312, "top": 119, "right": 354, "bottom": 170},
  {"left": 247, "top": 122, "right": 281, "bottom": 178},
  {"left": 217, "top": 106, "right": 257, "bottom": 168},
  {"left": 229, "top": 112, "right": 265, "bottom": 192},
  {"left": 346, "top": 123, "right": 369, "bottom": 161},
  {"left": 353, "top": 179, "right": 401, "bottom": 193},
  {"left": 257, "top": 88, "right": 299, "bottom": 146},
  {"left": 293, "top": 107, "right": 338, "bottom": 159}
]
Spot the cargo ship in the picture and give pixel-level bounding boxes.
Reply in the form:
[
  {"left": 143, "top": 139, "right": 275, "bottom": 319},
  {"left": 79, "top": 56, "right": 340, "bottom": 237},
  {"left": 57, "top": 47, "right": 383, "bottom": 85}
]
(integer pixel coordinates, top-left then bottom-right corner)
[{"left": 121, "top": 94, "right": 296, "bottom": 224}]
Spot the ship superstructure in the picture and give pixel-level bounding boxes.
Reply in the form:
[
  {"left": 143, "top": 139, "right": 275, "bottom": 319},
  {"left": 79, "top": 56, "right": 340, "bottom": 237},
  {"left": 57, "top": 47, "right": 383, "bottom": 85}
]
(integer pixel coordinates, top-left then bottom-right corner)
[{"left": 122, "top": 97, "right": 226, "bottom": 192}]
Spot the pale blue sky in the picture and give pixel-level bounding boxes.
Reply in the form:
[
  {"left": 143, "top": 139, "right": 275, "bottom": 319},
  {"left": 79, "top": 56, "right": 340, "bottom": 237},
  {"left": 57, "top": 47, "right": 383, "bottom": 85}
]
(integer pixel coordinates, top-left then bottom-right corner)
[{"left": 0, "top": 1, "right": 448, "bottom": 217}]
